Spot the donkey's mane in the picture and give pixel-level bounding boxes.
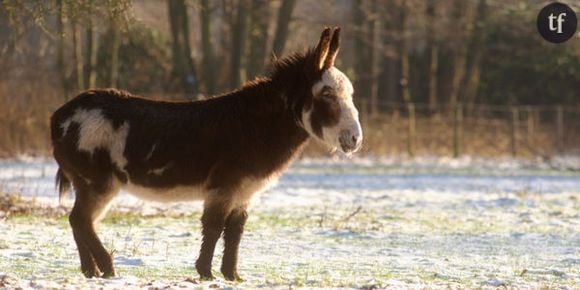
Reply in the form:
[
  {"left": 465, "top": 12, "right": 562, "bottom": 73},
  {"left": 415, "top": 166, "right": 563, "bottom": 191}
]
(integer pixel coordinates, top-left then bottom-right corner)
[
  {"left": 270, "top": 49, "right": 313, "bottom": 78},
  {"left": 193, "top": 49, "right": 315, "bottom": 123},
  {"left": 93, "top": 49, "right": 315, "bottom": 110},
  {"left": 223, "top": 49, "right": 314, "bottom": 97}
]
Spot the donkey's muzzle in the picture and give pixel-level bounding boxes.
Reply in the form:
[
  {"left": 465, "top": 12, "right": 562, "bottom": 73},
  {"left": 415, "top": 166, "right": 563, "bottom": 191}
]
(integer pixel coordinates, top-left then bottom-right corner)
[{"left": 339, "top": 129, "right": 362, "bottom": 153}]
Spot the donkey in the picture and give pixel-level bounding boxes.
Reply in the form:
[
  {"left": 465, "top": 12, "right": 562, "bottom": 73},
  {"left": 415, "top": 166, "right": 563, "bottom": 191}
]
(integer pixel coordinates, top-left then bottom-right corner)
[{"left": 51, "top": 27, "right": 362, "bottom": 281}]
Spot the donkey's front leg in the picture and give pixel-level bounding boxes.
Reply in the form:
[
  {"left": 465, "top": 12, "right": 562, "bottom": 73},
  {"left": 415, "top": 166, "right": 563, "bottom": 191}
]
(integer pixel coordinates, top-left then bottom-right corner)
[
  {"left": 221, "top": 206, "right": 248, "bottom": 281},
  {"left": 195, "top": 200, "right": 228, "bottom": 280}
]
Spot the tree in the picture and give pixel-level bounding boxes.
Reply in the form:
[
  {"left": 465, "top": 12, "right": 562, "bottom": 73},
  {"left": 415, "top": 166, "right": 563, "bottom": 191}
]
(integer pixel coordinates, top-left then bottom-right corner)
[
  {"left": 448, "top": 0, "right": 473, "bottom": 107},
  {"left": 230, "top": 0, "right": 249, "bottom": 89},
  {"left": 71, "top": 13, "right": 84, "bottom": 91},
  {"left": 377, "top": 1, "right": 400, "bottom": 106},
  {"left": 200, "top": 0, "right": 216, "bottom": 94},
  {"left": 56, "top": 0, "right": 71, "bottom": 98},
  {"left": 168, "top": 0, "right": 198, "bottom": 95},
  {"left": 352, "top": 0, "right": 371, "bottom": 108},
  {"left": 246, "top": 0, "right": 271, "bottom": 80},
  {"left": 271, "top": 0, "right": 295, "bottom": 57},
  {"left": 106, "top": 0, "right": 132, "bottom": 88},
  {"left": 85, "top": 1, "right": 98, "bottom": 89},
  {"left": 425, "top": 0, "right": 438, "bottom": 110},
  {"left": 399, "top": 0, "right": 411, "bottom": 104},
  {"left": 462, "top": 0, "right": 487, "bottom": 108}
]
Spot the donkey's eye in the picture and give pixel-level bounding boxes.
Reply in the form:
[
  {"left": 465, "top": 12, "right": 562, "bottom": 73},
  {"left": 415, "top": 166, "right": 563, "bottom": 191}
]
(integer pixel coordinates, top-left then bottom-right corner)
[{"left": 319, "top": 87, "right": 334, "bottom": 100}]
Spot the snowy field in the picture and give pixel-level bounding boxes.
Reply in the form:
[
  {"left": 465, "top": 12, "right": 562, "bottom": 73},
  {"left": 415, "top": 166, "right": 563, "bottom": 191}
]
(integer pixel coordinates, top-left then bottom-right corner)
[{"left": 0, "top": 156, "right": 579, "bottom": 289}]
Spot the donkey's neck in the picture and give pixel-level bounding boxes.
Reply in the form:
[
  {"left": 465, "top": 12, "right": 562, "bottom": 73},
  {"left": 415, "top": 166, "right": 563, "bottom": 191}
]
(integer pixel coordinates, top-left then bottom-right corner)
[{"left": 205, "top": 78, "right": 310, "bottom": 177}]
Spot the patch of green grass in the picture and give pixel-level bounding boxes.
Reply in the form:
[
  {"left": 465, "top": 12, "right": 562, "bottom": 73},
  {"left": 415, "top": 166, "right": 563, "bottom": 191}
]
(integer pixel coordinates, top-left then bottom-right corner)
[
  {"left": 257, "top": 260, "right": 393, "bottom": 288},
  {"left": 116, "top": 264, "right": 195, "bottom": 279},
  {"left": 101, "top": 211, "right": 147, "bottom": 226},
  {"left": 246, "top": 212, "right": 314, "bottom": 230},
  {"left": 6, "top": 214, "right": 66, "bottom": 225}
]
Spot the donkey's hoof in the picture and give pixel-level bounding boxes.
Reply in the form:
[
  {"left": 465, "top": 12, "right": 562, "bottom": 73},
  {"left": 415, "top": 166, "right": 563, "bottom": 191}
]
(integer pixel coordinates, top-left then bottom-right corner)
[
  {"left": 102, "top": 269, "right": 116, "bottom": 278},
  {"left": 82, "top": 271, "right": 98, "bottom": 278},
  {"left": 222, "top": 270, "right": 243, "bottom": 282},
  {"left": 196, "top": 263, "right": 214, "bottom": 281},
  {"left": 199, "top": 273, "right": 215, "bottom": 281},
  {"left": 82, "top": 268, "right": 101, "bottom": 278}
]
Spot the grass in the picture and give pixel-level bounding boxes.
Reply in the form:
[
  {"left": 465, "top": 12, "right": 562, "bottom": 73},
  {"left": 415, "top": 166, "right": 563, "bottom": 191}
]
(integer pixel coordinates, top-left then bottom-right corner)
[{"left": 4, "top": 195, "right": 576, "bottom": 236}]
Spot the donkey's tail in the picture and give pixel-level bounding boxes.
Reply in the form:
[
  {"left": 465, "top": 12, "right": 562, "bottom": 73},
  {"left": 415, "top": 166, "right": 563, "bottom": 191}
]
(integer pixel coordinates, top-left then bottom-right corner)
[{"left": 56, "top": 168, "right": 71, "bottom": 204}]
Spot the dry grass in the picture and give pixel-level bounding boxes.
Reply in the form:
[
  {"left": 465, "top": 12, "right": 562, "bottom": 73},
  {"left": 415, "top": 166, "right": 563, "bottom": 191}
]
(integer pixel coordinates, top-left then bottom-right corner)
[
  {"left": 0, "top": 192, "right": 67, "bottom": 219},
  {"left": 352, "top": 113, "right": 563, "bottom": 158},
  {"left": 0, "top": 78, "right": 62, "bottom": 158}
]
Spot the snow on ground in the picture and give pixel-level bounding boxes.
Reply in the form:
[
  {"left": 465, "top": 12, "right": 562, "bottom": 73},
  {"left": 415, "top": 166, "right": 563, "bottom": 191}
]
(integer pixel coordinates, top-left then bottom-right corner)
[{"left": 0, "top": 156, "right": 579, "bottom": 289}]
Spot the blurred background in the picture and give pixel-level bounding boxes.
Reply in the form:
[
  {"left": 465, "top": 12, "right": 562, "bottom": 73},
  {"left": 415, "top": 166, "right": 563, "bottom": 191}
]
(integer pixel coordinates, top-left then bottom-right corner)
[{"left": 0, "top": 0, "right": 578, "bottom": 159}]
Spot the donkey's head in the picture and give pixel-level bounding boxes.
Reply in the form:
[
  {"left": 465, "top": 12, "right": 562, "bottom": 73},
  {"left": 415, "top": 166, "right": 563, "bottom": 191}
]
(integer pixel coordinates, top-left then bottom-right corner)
[{"left": 299, "top": 27, "right": 363, "bottom": 155}]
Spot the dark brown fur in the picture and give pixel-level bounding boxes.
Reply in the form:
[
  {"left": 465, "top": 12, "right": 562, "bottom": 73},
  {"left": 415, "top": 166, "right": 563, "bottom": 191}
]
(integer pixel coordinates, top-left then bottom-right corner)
[{"left": 51, "top": 27, "right": 344, "bottom": 281}]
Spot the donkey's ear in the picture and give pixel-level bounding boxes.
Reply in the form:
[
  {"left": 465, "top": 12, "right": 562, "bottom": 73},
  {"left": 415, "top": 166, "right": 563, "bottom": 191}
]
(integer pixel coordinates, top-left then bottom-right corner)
[
  {"left": 322, "top": 27, "right": 340, "bottom": 70},
  {"left": 313, "top": 27, "right": 332, "bottom": 71}
]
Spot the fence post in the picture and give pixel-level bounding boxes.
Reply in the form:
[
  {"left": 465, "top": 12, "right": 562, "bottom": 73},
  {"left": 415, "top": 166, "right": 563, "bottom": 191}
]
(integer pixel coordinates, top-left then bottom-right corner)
[
  {"left": 453, "top": 104, "right": 463, "bottom": 158},
  {"left": 526, "top": 106, "right": 535, "bottom": 141},
  {"left": 510, "top": 106, "right": 519, "bottom": 157},
  {"left": 407, "top": 103, "right": 416, "bottom": 157},
  {"left": 556, "top": 106, "right": 564, "bottom": 153}
]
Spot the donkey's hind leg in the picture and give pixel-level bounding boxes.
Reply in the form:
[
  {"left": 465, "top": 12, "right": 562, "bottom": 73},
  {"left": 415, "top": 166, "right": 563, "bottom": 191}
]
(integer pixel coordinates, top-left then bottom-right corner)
[
  {"left": 221, "top": 206, "right": 248, "bottom": 281},
  {"left": 69, "top": 178, "right": 118, "bottom": 278}
]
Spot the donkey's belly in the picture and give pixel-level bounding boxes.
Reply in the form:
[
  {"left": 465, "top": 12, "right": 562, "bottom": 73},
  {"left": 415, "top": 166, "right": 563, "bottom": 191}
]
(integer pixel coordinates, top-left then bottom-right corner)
[{"left": 122, "top": 182, "right": 209, "bottom": 202}]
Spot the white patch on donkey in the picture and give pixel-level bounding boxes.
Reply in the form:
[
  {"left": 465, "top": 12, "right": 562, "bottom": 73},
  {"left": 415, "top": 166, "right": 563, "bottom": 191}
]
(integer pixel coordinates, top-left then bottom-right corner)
[{"left": 62, "top": 109, "right": 130, "bottom": 170}]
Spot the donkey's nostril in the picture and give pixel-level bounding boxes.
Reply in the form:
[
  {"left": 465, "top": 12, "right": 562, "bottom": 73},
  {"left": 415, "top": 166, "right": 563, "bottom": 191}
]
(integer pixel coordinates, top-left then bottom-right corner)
[{"left": 339, "top": 129, "right": 362, "bottom": 153}]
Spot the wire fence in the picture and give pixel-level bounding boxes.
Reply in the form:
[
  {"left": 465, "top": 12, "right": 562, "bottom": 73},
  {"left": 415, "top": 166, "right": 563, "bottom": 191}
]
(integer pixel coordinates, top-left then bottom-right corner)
[{"left": 354, "top": 101, "right": 580, "bottom": 158}]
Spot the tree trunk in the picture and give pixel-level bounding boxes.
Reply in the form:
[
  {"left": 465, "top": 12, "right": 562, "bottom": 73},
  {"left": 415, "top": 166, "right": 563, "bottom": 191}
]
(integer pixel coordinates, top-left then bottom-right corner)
[
  {"left": 230, "top": 0, "right": 249, "bottom": 89},
  {"left": 271, "top": 0, "right": 295, "bottom": 56},
  {"left": 401, "top": 1, "right": 416, "bottom": 157},
  {"left": 179, "top": 0, "right": 198, "bottom": 95},
  {"left": 56, "top": 0, "right": 69, "bottom": 99},
  {"left": 110, "top": 24, "right": 120, "bottom": 88},
  {"left": 352, "top": 0, "right": 371, "bottom": 106},
  {"left": 426, "top": 0, "right": 438, "bottom": 110},
  {"left": 168, "top": 0, "right": 198, "bottom": 95},
  {"left": 86, "top": 26, "right": 98, "bottom": 88},
  {"left": 217, "top": 0, "right": 235, "bottom": 88},
  {"left": 72, "top": 20, "right": 84, "bottom": 91},
  {"left": 86, "top": 1, "right": 97, "bottom": 89},
  {"left": 400, "top": 1, "right": 411, "bottom": 104},
  {"left": 448, "top": 0, "right": 473, "bottom": 107},
  {"left": 463, "top": 0, "right": 487, "bottom": 108},
  {"left": 169, "top": 0, "right": 184, "bottom": 86},
  {"left": 368, "top": 0, "right": 380, "bottom": 116},
  {"left": 378, "top": 1, "right": 399, "bottom": 105},
  {"left": 200, "top": 0, "right": 216, "bottom": 94},
  {"left": 247, "top": 0, "right": 271, "bottom": 80}
]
